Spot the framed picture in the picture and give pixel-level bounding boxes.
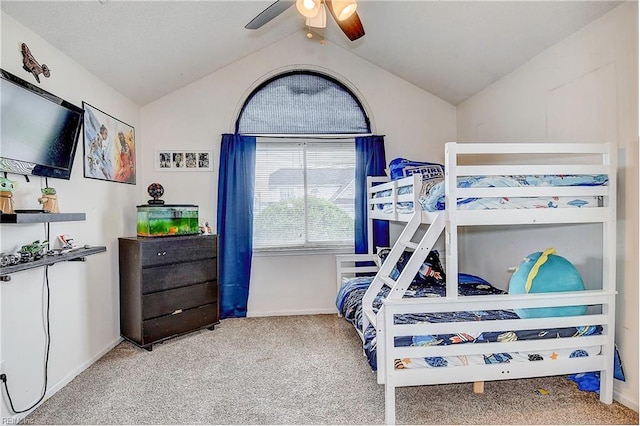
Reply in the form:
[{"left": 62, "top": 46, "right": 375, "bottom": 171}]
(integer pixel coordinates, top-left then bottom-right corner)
[
  {"left": 155, "top": 150, "right": 213, "bottom": 172},
  {"left": 82, "top": 102, "right": 136, "bottom": 184}
]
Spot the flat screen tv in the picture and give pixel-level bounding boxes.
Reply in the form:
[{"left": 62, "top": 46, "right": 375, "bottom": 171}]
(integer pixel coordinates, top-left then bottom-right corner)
[{"left": 0, "top": 68, "right": 83, "bottom": 180}]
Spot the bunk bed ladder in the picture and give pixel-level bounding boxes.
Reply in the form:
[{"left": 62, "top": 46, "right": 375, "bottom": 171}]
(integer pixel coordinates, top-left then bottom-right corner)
[
  {"left": 361, "top": 211, "right": 423, "bottom": 332},
  {"left": 374, "top": 212, "right": 446, "bottom": 397},
  {"left": 361, "top": 212, "right": 446, "bottom": 334},
  {"left": 386, "top": 212, "right": 446, "bottom": 301}
]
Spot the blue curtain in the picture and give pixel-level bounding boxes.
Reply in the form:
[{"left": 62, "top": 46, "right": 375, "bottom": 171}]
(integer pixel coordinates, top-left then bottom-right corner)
[
  {"left": 355, "top": 135, "right": 389, "bottom": 254},
  {"left": 216, "top": 134, "right": 256, "bottom": 318}
]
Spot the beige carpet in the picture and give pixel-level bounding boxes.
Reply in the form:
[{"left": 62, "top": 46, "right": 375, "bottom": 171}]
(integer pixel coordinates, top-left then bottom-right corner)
[{"left": 23, "top": 314, "right": 638, "bottom": 425}]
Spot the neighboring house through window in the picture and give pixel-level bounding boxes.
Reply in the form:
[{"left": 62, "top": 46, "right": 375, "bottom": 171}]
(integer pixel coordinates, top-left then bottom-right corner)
[{"left": 236, "top": 70, "right": 371, "bottom": 250}]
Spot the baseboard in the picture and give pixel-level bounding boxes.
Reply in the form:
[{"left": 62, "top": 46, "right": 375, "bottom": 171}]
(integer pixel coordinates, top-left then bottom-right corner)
[
  {"left": 5, "top": 336, "right": 123, "bottom": 424},
  {"left": 248, "top": 308, "right": 337, "bottom": 317},
  {"left": 614, "top": 389, "right": 639, "bottom": 412}
]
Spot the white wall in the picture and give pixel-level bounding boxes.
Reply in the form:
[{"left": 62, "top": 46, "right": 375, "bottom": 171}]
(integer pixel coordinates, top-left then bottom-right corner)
[
  {"left": 0, "top": 12, "right": 140, "bottom": 421},
  {"left": 141, "top": 32, "right": 456, "bottom": 316},
  {"left": 456, "top": 2, "right": 638, "bottom": 411}
]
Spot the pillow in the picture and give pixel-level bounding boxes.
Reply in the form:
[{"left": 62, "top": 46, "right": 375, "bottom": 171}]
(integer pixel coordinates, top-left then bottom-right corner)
[
  {"left": 417, "top": 250, "right": 446, "bottom": 283},
  {"left": 378, "top": 247, "right": 445, "bottom": 286},
  {"left": 388, "top": 158, "right": 444, "bottom": 183},
  {"left": 508, "top": 248, "right": 586, "bottom": 318},
  {"left": 376, "top": 246, "right": 391, "bottom": 264}
]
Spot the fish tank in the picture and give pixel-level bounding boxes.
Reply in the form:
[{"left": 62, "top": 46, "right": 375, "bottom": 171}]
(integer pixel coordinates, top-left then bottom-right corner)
[{"left": 137, "top": 204, "right": 199, "bottom": 237}]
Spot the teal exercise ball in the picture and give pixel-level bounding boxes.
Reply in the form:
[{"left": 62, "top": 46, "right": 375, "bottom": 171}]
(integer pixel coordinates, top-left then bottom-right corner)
[{"left": 509, "top": 248, "right": 586, "bottom": 318}]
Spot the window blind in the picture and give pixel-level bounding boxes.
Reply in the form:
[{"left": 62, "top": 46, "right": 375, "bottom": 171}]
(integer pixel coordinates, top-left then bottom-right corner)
[
  {"left": 237, "top": 72, "right": 369, "bottom": 134},
  {"left": 253, "top": 141, "right": 355, "bottom": 249}
]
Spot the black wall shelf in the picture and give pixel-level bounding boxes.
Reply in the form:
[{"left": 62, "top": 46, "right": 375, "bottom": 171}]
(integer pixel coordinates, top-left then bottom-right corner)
[
  {"left": 0, "top": 246, "right": 107, "bottom": 280},
  {"left": 0, "top": 212, "right": 86, "bottom": 223},
  {"left": 1, "top": 211, "right": 104, "bottom": 281}
]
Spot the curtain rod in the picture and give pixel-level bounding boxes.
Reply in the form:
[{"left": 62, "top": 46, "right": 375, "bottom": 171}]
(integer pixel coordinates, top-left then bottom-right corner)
[{"left": 239, "top": 133, "right": 381, "bottom": 140}]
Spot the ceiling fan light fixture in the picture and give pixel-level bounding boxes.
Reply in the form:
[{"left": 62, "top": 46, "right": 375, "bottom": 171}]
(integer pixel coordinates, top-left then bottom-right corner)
[
  {"left": 332, "top": 0, "right": 357, "bottom": 21},
  {"left": 305, "top": 2, "right": 327, "bottom": 28},
  {"left": 296, "top": 0, "right": 321, "bottom": 18}
]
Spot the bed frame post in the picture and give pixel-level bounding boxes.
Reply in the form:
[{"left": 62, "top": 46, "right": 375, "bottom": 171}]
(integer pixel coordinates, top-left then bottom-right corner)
[
  {"left": 367, "top": 176, "right": 375, "bottom": 254},
  {"left": 385, "top": 384, "right": 396, "bottom": 425},
  {"left": 599, "top": 142, "right": 617, "bottom": 403},
  {"left": 377, "top": 304, "right": 387, "bottom": 384},
  {"left": 366, "top": 176, "right": 389, "bottom": 254},
  {"left": 382, "top": 303, "right": 396, "bottom": 425},
  {"left": 444, "top": 142, "right": 459, "bottom": 298}
]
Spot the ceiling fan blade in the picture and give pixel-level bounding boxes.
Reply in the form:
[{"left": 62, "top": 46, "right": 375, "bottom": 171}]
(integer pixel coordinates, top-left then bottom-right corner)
[
  {"left": 245, "top": 0, "right": 295, "bottom": 30},
  {"left": 325, "top": 0, "right": 365, "bottom": 41}
]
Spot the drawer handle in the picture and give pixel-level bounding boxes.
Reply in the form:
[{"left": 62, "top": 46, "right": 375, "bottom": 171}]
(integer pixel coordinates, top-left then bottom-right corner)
[
  {"left": 157, "top": 252, "right": 167, "bottom": 256},
  {"left": 172, "top": 309, "right": 183, "bottom": 315}
]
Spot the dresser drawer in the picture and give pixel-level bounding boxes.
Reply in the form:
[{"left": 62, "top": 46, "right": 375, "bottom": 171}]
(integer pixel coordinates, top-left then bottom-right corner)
[
  {"left": 140, "top": 235, "right": 217, "bottom": 267},
  {"left": 143, "top": 304, "right": 217, "bottom": 344},
  {"left": 141, "top": 258, "right": 216, "bottom": 294},
  {"left": 142, "top": 282, "right": 217, "bottom": 320}
]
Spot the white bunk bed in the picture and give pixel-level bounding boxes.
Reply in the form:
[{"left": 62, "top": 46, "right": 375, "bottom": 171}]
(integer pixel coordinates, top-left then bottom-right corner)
[{"left": 336, "top": 142, "right": 617, "bottom": 425}]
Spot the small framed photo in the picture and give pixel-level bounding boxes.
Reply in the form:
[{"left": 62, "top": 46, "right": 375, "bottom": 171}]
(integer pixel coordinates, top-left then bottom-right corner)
[{"left": 155, "top": 150, "right": 213, "bottom": 172}]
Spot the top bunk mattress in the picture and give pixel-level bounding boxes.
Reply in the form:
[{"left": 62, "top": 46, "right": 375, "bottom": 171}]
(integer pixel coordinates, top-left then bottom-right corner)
[
  {"left": 421, "top": 174, "right": 607, "bottom": 211},
  {"left": 373, "top": 157, "right": 608, "bottom": 213}
]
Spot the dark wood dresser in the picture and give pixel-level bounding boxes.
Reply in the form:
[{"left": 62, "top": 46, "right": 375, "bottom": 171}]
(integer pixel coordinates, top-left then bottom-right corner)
[{"left": 118, "top": 234, "right": 219, "bottom": 350}]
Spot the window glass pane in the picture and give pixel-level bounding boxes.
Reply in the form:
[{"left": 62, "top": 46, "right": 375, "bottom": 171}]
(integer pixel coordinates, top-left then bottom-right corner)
[
  {"left": 305, "top": 143, "right": 355, "bottom": 244},
  {"left": 254, "top": 143, "right": 305, "bottom": 248},
  {"left": 253, "top": 141, "right": 355, "bottom": 249}
]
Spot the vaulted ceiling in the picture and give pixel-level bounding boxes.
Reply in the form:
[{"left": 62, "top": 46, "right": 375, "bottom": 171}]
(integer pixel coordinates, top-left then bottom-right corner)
[{"left": 0, "top": 1, "right": 624, "bottom": 106}]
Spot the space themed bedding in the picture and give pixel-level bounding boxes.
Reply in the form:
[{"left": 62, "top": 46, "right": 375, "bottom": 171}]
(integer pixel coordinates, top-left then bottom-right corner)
[
  {"left": 336, "top": 272, "right": 603, "bottom": 372},
  {"left": 373, "top": 168, "right": 608, "bottom": 214}
]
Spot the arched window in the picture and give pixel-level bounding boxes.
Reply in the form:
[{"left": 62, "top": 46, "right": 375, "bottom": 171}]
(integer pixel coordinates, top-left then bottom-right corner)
[
  {"left": 236, "top": 70, "right": 370, "bottom": 134},
  {"left": 236, "top": 71, "right": 371, "bottom": 250}
]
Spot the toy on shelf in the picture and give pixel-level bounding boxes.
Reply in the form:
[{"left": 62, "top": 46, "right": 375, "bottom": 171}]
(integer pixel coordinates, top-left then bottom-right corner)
[
  {"left": 58, "top": 235, "right": 77, "bottom": 249},
  {"left": 49, "top": 235, "right": 90, "bottom": 256},
  {"left": 0, "top": 253, "right": 20, "bottom": 267},
  {"left": 18, "top": 240, "right": 49, "bottom": 262},
  {"left": 0, "top": 177, "right": 15, "bottom": 214},
  {"left": 38, "top": 187, "right": 59, "bottom": 213}
]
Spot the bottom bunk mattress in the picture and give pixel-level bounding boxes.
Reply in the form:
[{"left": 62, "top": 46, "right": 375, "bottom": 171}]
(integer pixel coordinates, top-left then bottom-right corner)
[{"left": 336, "top": 273, "right": 602, "bottom": 372}]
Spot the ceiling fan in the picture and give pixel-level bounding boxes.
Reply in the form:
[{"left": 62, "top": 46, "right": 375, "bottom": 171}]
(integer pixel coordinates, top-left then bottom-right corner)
[{"left": 245, "top": 0, "right": 365, "bottom": 41}]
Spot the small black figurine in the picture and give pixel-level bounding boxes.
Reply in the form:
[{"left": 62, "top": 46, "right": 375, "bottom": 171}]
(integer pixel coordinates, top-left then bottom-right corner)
[{"left": 147, "top": 183, "right": 165, "bottom": 205}]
